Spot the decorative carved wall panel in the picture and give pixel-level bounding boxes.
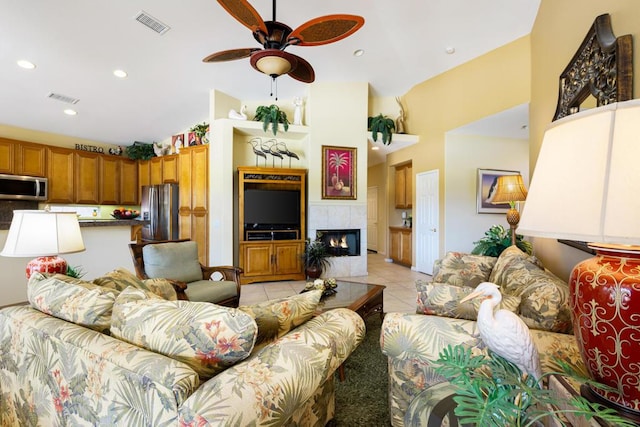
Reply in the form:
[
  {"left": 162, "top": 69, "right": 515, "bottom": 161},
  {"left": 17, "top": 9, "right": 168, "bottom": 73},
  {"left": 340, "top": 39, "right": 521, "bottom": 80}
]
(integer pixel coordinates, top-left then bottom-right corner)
[{"left": 553, "top": 14, "right": 633, "bottom": 121}]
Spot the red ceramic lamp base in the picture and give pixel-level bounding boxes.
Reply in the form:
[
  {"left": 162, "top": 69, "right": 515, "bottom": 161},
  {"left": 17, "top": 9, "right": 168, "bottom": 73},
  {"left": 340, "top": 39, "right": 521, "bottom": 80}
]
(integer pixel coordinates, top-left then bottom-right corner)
[
  {"left": 570, "top": 243, "right": 640, "bottom": 414},
  {"left": 26, "top": 256, "right": 68, "bottom": 279}
]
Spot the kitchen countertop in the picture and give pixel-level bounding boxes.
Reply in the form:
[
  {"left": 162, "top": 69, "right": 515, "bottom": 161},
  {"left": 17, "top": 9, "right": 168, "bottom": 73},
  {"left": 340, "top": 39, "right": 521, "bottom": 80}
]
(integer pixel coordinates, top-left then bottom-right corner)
[{"left": 0, "top": 219, "right": 148, "bottom": 230}]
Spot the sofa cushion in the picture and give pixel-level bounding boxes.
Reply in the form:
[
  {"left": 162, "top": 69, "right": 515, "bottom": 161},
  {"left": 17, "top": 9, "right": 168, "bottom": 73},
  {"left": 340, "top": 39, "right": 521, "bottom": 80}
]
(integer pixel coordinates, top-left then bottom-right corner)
[
  {"left": 27, "top": 273, "right": 118, "bottom": 333},
  {"left": 184, "top": 279, "right": 238, "bottom": 303},
  {"left": 432, "top": 252, "right": 497, "bottom": 287},
  {"left": 93, "top": 267, "right": 177, "bottom": 300},
  {"left": 488, "top": 245, "right": 544, "bottom": 286},
  {"left": 416, "top": 281, "right": 521, "bottom": 321},
  {"left": 111, "top": 287, "right": 257, "bottom": 380},
  {"left": 238, "top": 289, "right": 323, "bottom": 350},
  {"left": 142, "top": 241, "right": 202, "bottom": 283}
]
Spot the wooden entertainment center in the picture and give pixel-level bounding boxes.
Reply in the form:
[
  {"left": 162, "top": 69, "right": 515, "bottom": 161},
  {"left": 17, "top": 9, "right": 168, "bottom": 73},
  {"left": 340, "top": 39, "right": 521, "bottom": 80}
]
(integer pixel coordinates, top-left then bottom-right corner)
[{"left": 238, "top": 166, "right": 307, "bottom": 284}]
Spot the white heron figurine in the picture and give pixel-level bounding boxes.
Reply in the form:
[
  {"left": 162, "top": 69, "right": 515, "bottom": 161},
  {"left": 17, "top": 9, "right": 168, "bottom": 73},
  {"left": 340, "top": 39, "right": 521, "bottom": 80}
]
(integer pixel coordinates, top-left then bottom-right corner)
[{"left": 460, "top": 282, "right": 542, "bottom": 380}]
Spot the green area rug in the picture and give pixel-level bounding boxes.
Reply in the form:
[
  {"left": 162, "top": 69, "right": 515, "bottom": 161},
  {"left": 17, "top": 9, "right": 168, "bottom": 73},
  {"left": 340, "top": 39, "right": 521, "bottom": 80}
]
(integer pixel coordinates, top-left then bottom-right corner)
[{"left": 334, "top": 314, "right": 390, "bottom": 426}]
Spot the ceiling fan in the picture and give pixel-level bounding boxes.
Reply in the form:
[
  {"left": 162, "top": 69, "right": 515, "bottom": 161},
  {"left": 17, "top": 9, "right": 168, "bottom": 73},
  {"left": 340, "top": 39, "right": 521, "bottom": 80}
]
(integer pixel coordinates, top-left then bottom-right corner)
[{"left": 203, "top": 0, "right": 365, "bottom": 86}]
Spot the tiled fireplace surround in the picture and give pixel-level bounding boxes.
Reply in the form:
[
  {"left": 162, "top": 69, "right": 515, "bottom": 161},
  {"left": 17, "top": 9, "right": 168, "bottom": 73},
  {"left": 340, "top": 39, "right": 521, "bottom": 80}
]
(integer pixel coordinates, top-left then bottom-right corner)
[{"left": 307, "top": 203, "right": 367, "bottom": 278}]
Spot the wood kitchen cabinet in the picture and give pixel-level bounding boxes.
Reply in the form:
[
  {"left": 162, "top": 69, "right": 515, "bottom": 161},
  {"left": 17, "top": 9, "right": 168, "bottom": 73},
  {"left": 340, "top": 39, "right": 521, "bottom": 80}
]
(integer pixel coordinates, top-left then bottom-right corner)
[
  {"left": 138, "top": 160, "right": 150, "bottom": 200},
  {"left": 47, "top": 146, "right": 75, "bottom": 203},
  {"left": 99, "top": 156, "right": 120, "bottom": 205},
  {"left": 389, "top": 226, "right": 412, "bottom": 266},
  {"left": 120, "top": 159, "right": 138, "bottom": 205},
  {"left": 395, "top": 163, "right": 412, "bottom": 209},
  {"left": 178, "top": 145, "right": 209, "bottom": 264},
  {"left": 74, "top": 151, "right": 100, "bottom": 204},
  {"left": 0, "top": 138, "right": 47, "bottom": 176}
]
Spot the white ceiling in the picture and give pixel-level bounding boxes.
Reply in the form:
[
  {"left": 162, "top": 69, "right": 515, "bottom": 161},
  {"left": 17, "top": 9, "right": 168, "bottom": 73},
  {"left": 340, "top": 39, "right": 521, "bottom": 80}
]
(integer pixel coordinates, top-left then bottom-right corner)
[{"left": 0, "top": 0, "right": 540, "bottom": 150}]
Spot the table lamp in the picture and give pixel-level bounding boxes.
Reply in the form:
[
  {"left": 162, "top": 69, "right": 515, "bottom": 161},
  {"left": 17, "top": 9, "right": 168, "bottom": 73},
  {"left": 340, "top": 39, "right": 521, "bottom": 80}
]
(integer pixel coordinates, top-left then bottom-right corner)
[
  {"left": 518, "top": 99, "right": 640, "bottom": 419},
  {"left": 489, "top": 174, "right": 528, "bottom": 246},
  {"left": 1, "top": 210, "right": 85, "bottom": 279}
]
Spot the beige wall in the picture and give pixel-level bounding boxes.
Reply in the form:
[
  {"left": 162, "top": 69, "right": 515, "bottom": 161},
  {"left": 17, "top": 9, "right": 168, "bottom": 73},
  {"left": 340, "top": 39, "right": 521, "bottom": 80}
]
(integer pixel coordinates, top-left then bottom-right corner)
[
  {"left": 371, "top": 36, "right": 532, "bottom": 263},
  {"left": 367, "top": 162, "right": 388, "bottom": 254},
  {"left": 528, "top": 1, "right": 640, "bottom": 280}
]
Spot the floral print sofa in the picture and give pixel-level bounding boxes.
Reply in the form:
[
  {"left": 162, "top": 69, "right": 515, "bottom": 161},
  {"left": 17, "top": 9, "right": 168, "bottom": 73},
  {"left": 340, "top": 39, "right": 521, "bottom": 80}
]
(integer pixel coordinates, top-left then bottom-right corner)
[
  {"left": 0, "top": 269, "right": 365, "bottom": 426},
  {"left": 380, "top": 246, "right": 584, "bottom": 427}
]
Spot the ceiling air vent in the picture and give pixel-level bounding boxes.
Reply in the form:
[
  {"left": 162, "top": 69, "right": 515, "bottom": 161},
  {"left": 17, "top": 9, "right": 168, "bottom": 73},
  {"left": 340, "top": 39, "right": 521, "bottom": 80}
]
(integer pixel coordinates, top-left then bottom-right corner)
[
  {"left": 47, "top": 92, "right": 79, "bottom": 104},
  {"left": 135, "top": 11, "right": 170, "bottom": 35}
]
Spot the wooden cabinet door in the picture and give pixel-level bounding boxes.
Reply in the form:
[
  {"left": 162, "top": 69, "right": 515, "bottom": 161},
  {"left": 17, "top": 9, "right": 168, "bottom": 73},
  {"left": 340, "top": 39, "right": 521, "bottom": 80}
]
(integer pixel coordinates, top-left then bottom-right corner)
[
  {"left": 47, "top": 147, "right": 75, "bottom": 203},
  {"left": 120, "top": 159, "right": 138, "bottom": 205},
  {"left": 405, "top": 165, "right": 413, "bottom": 208},
  {"left": 74, "top": 151, "right": 100, "bottom": 204},
  {"left": 0, "top": 139, "right": 15, "bottom": 174},
  {"left": 274, "top": 242, "right": 303, "bottom": 275},
  {"left": 150, "top": 157, "right": 163, "bottom": 185},
  {"left": 99, "top": 156, "right": 120, "bottom": 205},
  {"left": 240, "top": 242, "right": 274, "bottom": 277},
  {"left": 17, "top": 143, "right": 47, "bottom": 177},
  {"left": 138, "top": 160, "right": 150, "bottom": 201},
  {"left": 390, "top": 229, "right": 401, "bottom": 261},
  {"left": 162, "top": 155, "right": 179, "bottom": 183},
  {"left": 190, "top": 146, "right": 208, "bottom": 211},
  {"left": 401, "top": 230, "right": 412, "bottom": 265},
  {"left": 395, "top": 167, "right": 406, "bottom": 208}
]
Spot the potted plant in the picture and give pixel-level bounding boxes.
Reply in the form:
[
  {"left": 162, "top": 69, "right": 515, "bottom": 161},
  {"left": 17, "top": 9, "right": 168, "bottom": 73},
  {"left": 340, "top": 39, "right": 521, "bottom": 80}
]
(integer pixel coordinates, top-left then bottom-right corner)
[
  {"left": 190, "top": 122, "right": 209, "bottom": 144},
  {"left": 471, "top": 224, "right": 532, "bottom": 257},
  {"left": 368, "top": 114, "right": 396, "bottom": 145},
  {"left": 302, "top": 239, "right": 331, "bottom": 279},
  {"left": 254, "top": 104, "right": 290, "bottom": 136},
  {"left": 125, "top": 141, "right": 156, "bottom": 160},
  {"left": 434, "top": 344, "right": 636, "bottom": 426}
]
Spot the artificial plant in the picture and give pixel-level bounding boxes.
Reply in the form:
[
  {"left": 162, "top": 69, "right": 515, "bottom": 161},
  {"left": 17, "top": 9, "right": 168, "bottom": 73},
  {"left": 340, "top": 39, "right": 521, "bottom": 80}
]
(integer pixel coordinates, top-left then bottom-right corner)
[
  {"left": 254, "top": 104, "right": 289, "bottom": 135},
  {"left": 190, "top": 122, "right": 209, "bottom": 143},
  {"left": 368, "top": 114, "right": 396, "bottom": 144},
  {"left": 125, "top": 141, "right": 156, "bottom": 160},
  {"left": 471, "top": 224, "right": 532, "bottom": 257},
  {"left": 434, "top": 344, "right": 636, "bottom": 427}
]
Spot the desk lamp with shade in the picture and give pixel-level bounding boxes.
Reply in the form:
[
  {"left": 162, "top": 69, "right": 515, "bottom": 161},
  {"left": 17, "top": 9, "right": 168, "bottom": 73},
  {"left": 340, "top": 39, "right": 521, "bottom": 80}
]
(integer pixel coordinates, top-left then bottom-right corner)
[
  {"left": 518, "top": 99, "right": 640, "bottom": 419},
  {"left": 0, "top": 210, "right": 85, "bottom": 279},
  {"left": 489, "top": 174, "right": 528, "bottom": 246}
]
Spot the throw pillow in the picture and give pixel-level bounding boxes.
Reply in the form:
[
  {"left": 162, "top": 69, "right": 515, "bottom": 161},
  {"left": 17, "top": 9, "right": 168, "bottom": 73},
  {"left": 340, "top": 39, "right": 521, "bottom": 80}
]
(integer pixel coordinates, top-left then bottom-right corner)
[
  {"left": 93, "top": 267, "right": 177, "bottom": 300},
  {"left": 432, "top": 252, "right": 497, "bottom": 287},
  {"left": 142, "top": 241, "right": 202, "bottom": 283},
  {"left": 111, "top": 287, "right": 257, "bottom": 380},
  {"left": 238, "top": 289, "right": 323, "bottom": 351},
  {"left": 488, "top": 245, "right": 544, "bottom": 287},
  {"left": 27, "top": 273, "right": 118, "bottom": 333},
  {"left": 416, "top": 281, "right": 521, "bottom": 321}
]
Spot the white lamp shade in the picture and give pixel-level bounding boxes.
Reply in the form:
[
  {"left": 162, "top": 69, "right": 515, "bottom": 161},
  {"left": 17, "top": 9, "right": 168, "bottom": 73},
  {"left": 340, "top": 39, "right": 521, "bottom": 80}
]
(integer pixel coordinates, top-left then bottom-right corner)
[
  {"left": 1, "top": 210, "right": 85, "bottom": 257},
  {"left": 519, "top": 99, "right": 640, "bottom": 244}
]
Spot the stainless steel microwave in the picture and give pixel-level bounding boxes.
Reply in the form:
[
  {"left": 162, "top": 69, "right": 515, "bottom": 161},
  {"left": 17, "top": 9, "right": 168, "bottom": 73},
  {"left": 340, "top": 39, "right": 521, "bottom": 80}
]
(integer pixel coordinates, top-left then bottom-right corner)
[{"left": 0, "top": 173, "right": 48, "bottom": 200}]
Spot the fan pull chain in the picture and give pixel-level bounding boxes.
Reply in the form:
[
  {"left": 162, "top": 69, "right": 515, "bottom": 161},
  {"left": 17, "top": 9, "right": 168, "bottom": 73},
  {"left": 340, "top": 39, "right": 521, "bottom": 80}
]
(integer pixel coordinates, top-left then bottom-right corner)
[{"left": 270, "top": 77, "right": 278, "bottom": 101}]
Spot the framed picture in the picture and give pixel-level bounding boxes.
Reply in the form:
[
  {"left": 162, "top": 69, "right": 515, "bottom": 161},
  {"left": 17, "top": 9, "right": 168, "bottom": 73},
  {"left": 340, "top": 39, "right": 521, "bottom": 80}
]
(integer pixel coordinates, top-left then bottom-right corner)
[
  {"left": 476, "top": 168, "right": 519, "bottom": 213},
  {"left": 171, "top": 134, "right": 184, "bottom": 153},
  {"left": 322, "top": 145, "right": 356, "bottom": 199}
]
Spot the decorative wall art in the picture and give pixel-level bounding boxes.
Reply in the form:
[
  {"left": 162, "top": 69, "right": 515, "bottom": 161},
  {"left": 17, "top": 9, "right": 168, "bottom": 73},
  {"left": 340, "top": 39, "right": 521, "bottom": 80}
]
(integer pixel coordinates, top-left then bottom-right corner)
[
  {"left": 476, "top": 169, "right": 519, "bottom": 214},
  {"left": 322, "top": 145, "right": 356, "bottom": 200},
  {"left": 171, "top": 134, "right": 184, "bottom": 153}
]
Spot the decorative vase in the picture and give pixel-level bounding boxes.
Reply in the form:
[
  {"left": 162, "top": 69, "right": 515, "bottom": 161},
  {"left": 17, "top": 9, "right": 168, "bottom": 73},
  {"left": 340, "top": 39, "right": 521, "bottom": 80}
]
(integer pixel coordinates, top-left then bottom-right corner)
[
  {"left": 331, "top": 173, "right": 338, "bottom": 186},
  {"left": 305, "top": 266, "right": 322, "bottom": 280},
  {"left": 570, "top": 243, "right": 640, "bottom": 416},
  {"left": 333, "top": 180, "right": 343, "bottom": 191}
]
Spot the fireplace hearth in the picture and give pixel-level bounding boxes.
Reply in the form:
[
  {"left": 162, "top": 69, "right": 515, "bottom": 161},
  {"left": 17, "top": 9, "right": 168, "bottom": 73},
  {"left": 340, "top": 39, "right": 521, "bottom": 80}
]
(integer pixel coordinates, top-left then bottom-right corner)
[{"left": 316, "top": 229, "right": 361, "bottom": 257}]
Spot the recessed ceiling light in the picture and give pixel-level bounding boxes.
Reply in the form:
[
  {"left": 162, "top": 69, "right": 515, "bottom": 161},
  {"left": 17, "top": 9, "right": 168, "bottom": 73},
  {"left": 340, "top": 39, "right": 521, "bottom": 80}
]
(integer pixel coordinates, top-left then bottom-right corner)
[
  {"left": 371, "top": 146, "right": 380, "bottom": 151},
  {"left": 445, "top": 47, "right": 456, "bottom": 54},
  {"left": 353, "top": 49, "right": 365, "bottom": 57},
  {"left": 63, "top": 109, "right": 77, "bottom": 116},
  {"left": 17, "top": 60, "right": 36, "bottom": 70},
  {"left": 113, "top": 69, "right": 128, "bottom": 78}
]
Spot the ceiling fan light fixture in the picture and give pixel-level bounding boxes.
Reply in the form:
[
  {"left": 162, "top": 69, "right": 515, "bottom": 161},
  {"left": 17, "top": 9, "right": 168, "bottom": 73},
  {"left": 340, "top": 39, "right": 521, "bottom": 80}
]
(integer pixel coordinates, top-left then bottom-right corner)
[{"left": 250, "top": 49, "right": 296, "bottom": 77}]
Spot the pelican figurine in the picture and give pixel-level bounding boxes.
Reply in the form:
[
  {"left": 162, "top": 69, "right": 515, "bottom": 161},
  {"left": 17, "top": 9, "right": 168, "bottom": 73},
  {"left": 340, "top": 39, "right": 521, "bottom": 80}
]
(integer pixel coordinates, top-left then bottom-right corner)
[
  {"left": 248, "top": 138, "right": 267, "bottom": 166},
  {"left": 460, "top": 282, "right": 542, "bottom": 380}
]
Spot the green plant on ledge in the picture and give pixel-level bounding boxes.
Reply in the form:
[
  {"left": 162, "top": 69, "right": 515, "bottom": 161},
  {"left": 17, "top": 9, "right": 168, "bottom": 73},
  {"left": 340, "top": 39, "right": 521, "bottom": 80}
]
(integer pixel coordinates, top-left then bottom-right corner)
[
  {"left": 368, "top": 114, "right": 396, "bottom": 145},
  {"left": 190, "top": 122, "right": 209, "bottom": 144},
  {"left": 125, "top": 141, "right": 156, "bottom": 160},
  {"left": 471, "top": 224, "right": 532, "bottom": 257},
  {"left": 434, "top": 344, "right": 637, "bottom": 427},
  {"left": 254, "top": 104, "right": 289, "bottom": 136}
]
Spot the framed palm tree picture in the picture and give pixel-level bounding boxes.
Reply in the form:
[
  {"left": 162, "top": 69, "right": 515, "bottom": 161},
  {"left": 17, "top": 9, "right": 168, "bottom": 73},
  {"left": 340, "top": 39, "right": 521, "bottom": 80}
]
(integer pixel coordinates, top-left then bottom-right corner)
[{"left": 322, "top": 145, "right": 356, "bottom": 200}]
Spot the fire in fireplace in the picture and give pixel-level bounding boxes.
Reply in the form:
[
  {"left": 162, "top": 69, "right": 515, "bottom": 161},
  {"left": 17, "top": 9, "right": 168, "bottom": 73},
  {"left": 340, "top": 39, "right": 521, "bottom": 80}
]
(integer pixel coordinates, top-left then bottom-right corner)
[{"left": 316, "top": 229, "right": 361, "bottom": 257}]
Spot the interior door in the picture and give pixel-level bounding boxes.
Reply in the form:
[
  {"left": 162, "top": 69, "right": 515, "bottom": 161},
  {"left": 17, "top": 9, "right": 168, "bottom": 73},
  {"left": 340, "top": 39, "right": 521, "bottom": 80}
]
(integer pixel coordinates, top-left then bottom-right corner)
[
  {"left": 367, "top": 186, "right": 379, "bottom": 252},
  {"left": 416, "top": 170, "right": 439, "bottom": 274}
]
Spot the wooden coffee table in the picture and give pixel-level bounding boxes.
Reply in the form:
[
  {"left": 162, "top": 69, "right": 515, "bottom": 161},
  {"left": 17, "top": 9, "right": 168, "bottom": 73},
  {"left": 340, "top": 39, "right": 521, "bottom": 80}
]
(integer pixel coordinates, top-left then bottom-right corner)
[{"left": 315, "top": 280, "right": 385, "bottom": 319}]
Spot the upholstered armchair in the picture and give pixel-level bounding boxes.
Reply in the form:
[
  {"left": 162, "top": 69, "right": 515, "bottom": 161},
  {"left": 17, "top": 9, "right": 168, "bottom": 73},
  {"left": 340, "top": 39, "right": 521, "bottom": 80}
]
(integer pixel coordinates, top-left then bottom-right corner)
[{"left": 129, "top": 239, "right": 242, "bottom": 307}]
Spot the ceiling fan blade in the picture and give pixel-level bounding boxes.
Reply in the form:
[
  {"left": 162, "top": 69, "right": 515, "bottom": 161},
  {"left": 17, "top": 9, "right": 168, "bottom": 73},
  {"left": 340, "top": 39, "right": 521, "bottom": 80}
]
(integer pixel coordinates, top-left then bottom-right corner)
[
  {"left": 216, "top": 0, "right": 268, "bottom": 35},
  {"left": 287, "top": 54, "right": 315, "bottom": 83},
  {"left": 288, "top": 14, "right": 364, "bottom": 46},
  {"left": 203, "top": 48, "right": 260, "bottom": 62}
]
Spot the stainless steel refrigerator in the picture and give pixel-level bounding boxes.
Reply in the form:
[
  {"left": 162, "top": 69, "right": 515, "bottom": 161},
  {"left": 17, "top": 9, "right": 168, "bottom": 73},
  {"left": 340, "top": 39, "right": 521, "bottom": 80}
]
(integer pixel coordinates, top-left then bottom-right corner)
[{"left": 140, "top": 184, "right": 179, "bottom": 241}]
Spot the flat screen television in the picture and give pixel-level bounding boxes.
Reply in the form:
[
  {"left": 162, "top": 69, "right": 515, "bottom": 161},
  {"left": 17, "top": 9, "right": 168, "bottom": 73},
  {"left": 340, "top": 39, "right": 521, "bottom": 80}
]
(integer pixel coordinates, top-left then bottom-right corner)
[{"left": 244, "top": 189, "right": 300, "bottom": 228}]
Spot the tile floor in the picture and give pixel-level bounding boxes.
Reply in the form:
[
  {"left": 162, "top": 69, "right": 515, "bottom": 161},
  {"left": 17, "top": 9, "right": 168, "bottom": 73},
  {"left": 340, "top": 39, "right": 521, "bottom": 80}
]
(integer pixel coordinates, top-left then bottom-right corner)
[{"left": 239, "top": 252, "right": 432, "bottom": 314}]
